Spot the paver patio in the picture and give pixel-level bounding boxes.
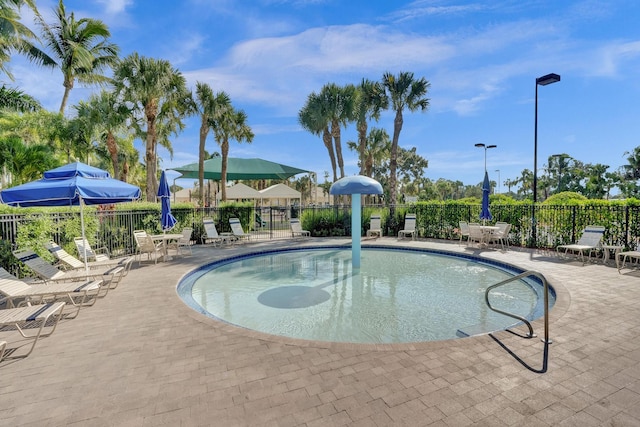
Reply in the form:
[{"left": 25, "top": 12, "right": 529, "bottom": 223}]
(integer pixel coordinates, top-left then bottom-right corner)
[{"left": 1, "top": 237, "right": 640, "bottom": 426}]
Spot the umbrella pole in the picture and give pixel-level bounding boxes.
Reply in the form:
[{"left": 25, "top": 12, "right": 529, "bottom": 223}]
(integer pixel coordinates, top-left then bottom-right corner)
[{"left": 80, "top": 197, "right": 89, "bottom": 274}]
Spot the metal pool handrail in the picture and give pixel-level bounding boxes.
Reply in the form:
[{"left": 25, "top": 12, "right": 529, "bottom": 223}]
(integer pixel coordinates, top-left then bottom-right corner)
[{"left": 484, "top": 270, "right": 551, "bottom": 344}]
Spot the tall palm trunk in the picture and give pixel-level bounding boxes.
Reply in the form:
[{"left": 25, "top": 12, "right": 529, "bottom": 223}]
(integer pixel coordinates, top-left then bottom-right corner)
[
  {"left": 105, "top": 131, "right": 119, "bottom": 179},
  {"left": 331, "top": 120, "right": 345, "bottom": 178},
  {"left": 198, "top": 121, "right": 208, "bottom": 204},
  {"left": 389, "top": 110, "right": 403, "bottom": 215},
  {"left": 357, "top": 121, "right": 368, "bottom": 175},
  {"left": 323, "top": 127, "right": 337, "bottom": 182},
  {"left": 145, "top": 104, "right": 158, "bottom": 201},
  {"left": 59, "top": 81, "right": 72, "bottom": 113}
]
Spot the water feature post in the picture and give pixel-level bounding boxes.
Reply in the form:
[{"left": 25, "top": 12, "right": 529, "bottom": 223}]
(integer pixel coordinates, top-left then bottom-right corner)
[
  {"left": 352, "top": 194, "right": 362, "bottom": 267},
  {"left": 329, "top": 176, "right": 383, "bottom": 269}
]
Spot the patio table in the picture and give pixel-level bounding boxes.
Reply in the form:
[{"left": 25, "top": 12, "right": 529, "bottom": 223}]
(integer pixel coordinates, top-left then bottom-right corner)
[{"left": 151, "top": 233, "right": 183, "bottom": 261}]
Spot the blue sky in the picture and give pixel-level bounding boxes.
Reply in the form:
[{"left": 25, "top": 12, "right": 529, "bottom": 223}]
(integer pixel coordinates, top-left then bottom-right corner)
[{"left": 11, "top": 0, "right": 640, "bottom": 192}]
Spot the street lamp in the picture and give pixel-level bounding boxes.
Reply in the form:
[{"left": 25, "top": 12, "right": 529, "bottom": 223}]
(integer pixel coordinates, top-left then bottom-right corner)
[
  {"left": 495, "top": 169, "right": 501, "bottom": 194},
  {"left": 533, "top": 72, "right": 561, "bottom": 245},
  {"left": 475, "top": 143, "right": 497, "bottom": 173}
]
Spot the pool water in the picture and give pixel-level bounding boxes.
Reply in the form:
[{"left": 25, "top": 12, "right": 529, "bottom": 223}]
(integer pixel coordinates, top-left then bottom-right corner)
[{"left": 178, "top": 247, "right": 554, "bottom": 343}]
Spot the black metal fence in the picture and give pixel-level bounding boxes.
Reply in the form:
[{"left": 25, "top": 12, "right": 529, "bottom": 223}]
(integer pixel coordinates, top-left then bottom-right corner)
[{"left": 3, "top": 203, "right": 640, "bottom": 269}]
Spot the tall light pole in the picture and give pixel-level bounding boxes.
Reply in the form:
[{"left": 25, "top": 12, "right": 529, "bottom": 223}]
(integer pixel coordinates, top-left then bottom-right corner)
[
  {"left": 533, "top": 73, "right": 560, "bottom": 245},
  {"left": 475, "top": 143, "right": 497, "bottom": 173},
  {"left": 495, "top": 169, "right": 501, "bottom": 194}
]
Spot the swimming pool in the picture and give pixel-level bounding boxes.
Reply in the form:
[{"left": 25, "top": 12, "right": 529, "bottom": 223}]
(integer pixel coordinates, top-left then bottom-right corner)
[{"left": 177, "top": 246, "right": 555, "bottom": 343}]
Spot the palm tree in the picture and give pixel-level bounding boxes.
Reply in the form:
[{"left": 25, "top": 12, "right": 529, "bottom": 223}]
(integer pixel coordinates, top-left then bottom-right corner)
[
  {"left": 0, "top": 0, "right": 54, "bottom": 80},
  {"left": 320, "top": 83, "right": 356, "bottom": 179},
  {"left": 362, "top": 127, "right": 390, "bottom": 178},
  {"left": 517, "top": 169, "right": 534, "bottom": 199},
  {"left": 299, "top": 91, "right": 337, "bottom": 181},
  {"left": 113, "top": 53, "right": 191, "bottom": 201},
  {"left": 193, "top": 82, "right": 231, "bottom": 203},
  {"left": 74, "top": 90, "right": 130, "bottom": 179},
  {"left": 212, "top": 106, "right": 254, "bottom": 201},
  {"left": 0, "top": 85, "right": 41, "bottom": 111},
  {"left": 0, "top": 136, "right": 58, "bottom": 185},
  {"left": 353, "top": 79, "right": 387, "bottom": 175},
  {"left": 35, "top": 0, "right": 119, "bottom": 113},
  {"left": 381, "top": 71, "right": 430, "bottom": 211}
]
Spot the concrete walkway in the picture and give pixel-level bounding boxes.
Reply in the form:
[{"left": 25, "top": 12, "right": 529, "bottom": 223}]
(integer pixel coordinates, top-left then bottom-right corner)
[{"left": 1, "top": 238, "right": 640, "bottom": 426}]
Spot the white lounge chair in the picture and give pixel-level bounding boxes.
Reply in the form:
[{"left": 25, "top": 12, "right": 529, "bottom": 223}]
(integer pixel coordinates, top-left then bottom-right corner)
[
  {"left": 202, "top": 218, "right": 234, "bottom": 246},
  {"left": 557, "top": 225, "right": 605, "bottom": 264},
  {"left": 229, "top": 218, "right": 250, "bottom": 242},
  {"left": 0, "top": 301, "right": 65, "bottom": 361},
  {"left": 290, "top": 218, "right": 310, "bottom": 238},
  {"left": 367, "top": 215, "right": 382, "bottom": 238},
  {"left": 0, "top": 267, "right": 105, "bottom": 317},
  {"left": 617, "top": 240, "right": 640, "bottom": 273},
  {"left": 133, "top": 230, "right": 163, "bottom": 264},
  {"left": 398, "top": 214, "right": 417, "bottom": 240},
  {"left": 13, "top": 249, "right": 125, "bottom": 289},
  {"left": 45, "top": 241, "right": 133, "bottom": 275},
  {"left": 73, "top": 237, "right": 110, "bottom": 262}
]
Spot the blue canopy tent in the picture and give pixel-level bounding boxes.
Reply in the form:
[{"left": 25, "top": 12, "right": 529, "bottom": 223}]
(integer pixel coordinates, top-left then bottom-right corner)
[
  {"left": 0, "top": 162, "right": 141, "bottom": 270},
  {"left": 480, "top": 171, "right": 493, "bottom": 224}
]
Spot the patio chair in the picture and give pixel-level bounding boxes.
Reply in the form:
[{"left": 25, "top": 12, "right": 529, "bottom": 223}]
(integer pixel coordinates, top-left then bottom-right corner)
[
  {"left": 202, "top": 218, "right": 234, "bottom": 246},
  {"left": 556, "top": 225, "right": 606, "bottom": 264},
  {"left": 398, "top": 214, "right": 417, "bottom": 240},
  {"left": 13, "top": 249, "right": 125, "bottom": 289},
  {"left": 467, "top": 223, "right": 485, "bottom": 247},
  {"left": 229, "top": 218, "right": 251, "bottom": 242},
  {"left": 366, "top": 215, "right": 382, "bottom": 238},
  {"left": 133, "top": 230, "right": 163, "bottom": 264},
  {"left": 73, "top": 237, "right": 110, "bottom": 262},
  {"left": 0, "top": 301, "right": 66, "bottom": 361},
  {"left": 0, "top": 267, "right": 105, "bottom": 318},
  {"left": 488, "top": 222, "right": 511, "bottom": 250},
  {"left": 458, "top": 221, "right": 470, "bottom": 245},
  {"left": 45, "top": 241, "right": 133, "bottom": 276},
  {"left": 169, "top": 227, "right": 193, "bottom": 256},
  {"left": 290, "top": 218, "right": 310, "bottom": 238}
]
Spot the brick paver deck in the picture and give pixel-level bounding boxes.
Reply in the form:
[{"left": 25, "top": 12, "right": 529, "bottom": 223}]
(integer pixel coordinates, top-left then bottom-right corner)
[{"left": 2, "top": 237, "right": 640, "bottom": 426}]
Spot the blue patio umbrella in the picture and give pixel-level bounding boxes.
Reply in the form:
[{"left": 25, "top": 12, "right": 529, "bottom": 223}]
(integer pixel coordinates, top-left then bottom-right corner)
[
  {"left": 158, "top": 170, "right": 177, "bottom": 231},
  {"left": 480, "top": 170, "right": 493, "bottom": 223},
  {"left": 0, "top": 162, "right": 141, "bottom": 270}
]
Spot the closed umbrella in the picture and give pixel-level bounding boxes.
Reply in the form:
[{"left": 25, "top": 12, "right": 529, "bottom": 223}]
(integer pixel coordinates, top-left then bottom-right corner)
[
  {"left": 0, "top": 162, "right": 141, "bottom": 271},
  {"left": 158, "top": 170, "right": 177, "bottom": 231},
  {"left": 480, "top": 171, "right": 492, "bottom": 224}
]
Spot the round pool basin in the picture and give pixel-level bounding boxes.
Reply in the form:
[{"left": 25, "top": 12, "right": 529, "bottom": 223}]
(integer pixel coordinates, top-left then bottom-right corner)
[{"left": 177, "top": 246, "right": 555, "bottom": 344}]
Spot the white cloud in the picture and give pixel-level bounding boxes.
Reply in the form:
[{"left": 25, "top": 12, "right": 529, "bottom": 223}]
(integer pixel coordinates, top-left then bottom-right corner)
[
  {"left": 95, "top": 0, "right": 132, "bottom": 15},
  {"left": 592, "top": 40, "right": 640, "bottom": 77}
]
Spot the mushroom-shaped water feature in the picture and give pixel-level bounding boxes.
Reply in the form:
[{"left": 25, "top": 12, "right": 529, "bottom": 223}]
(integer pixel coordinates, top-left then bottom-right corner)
[{"left": 330, "top": 176, "right": 383, "bottom": 268}]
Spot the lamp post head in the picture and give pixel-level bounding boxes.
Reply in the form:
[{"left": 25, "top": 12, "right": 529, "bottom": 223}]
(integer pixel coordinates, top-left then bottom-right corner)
[
  {"left": 536, "top": 73, "right": 561, "bottom": 86},
  {"left": 474, "top": 143, "right": 497, "bottom": 150}
]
